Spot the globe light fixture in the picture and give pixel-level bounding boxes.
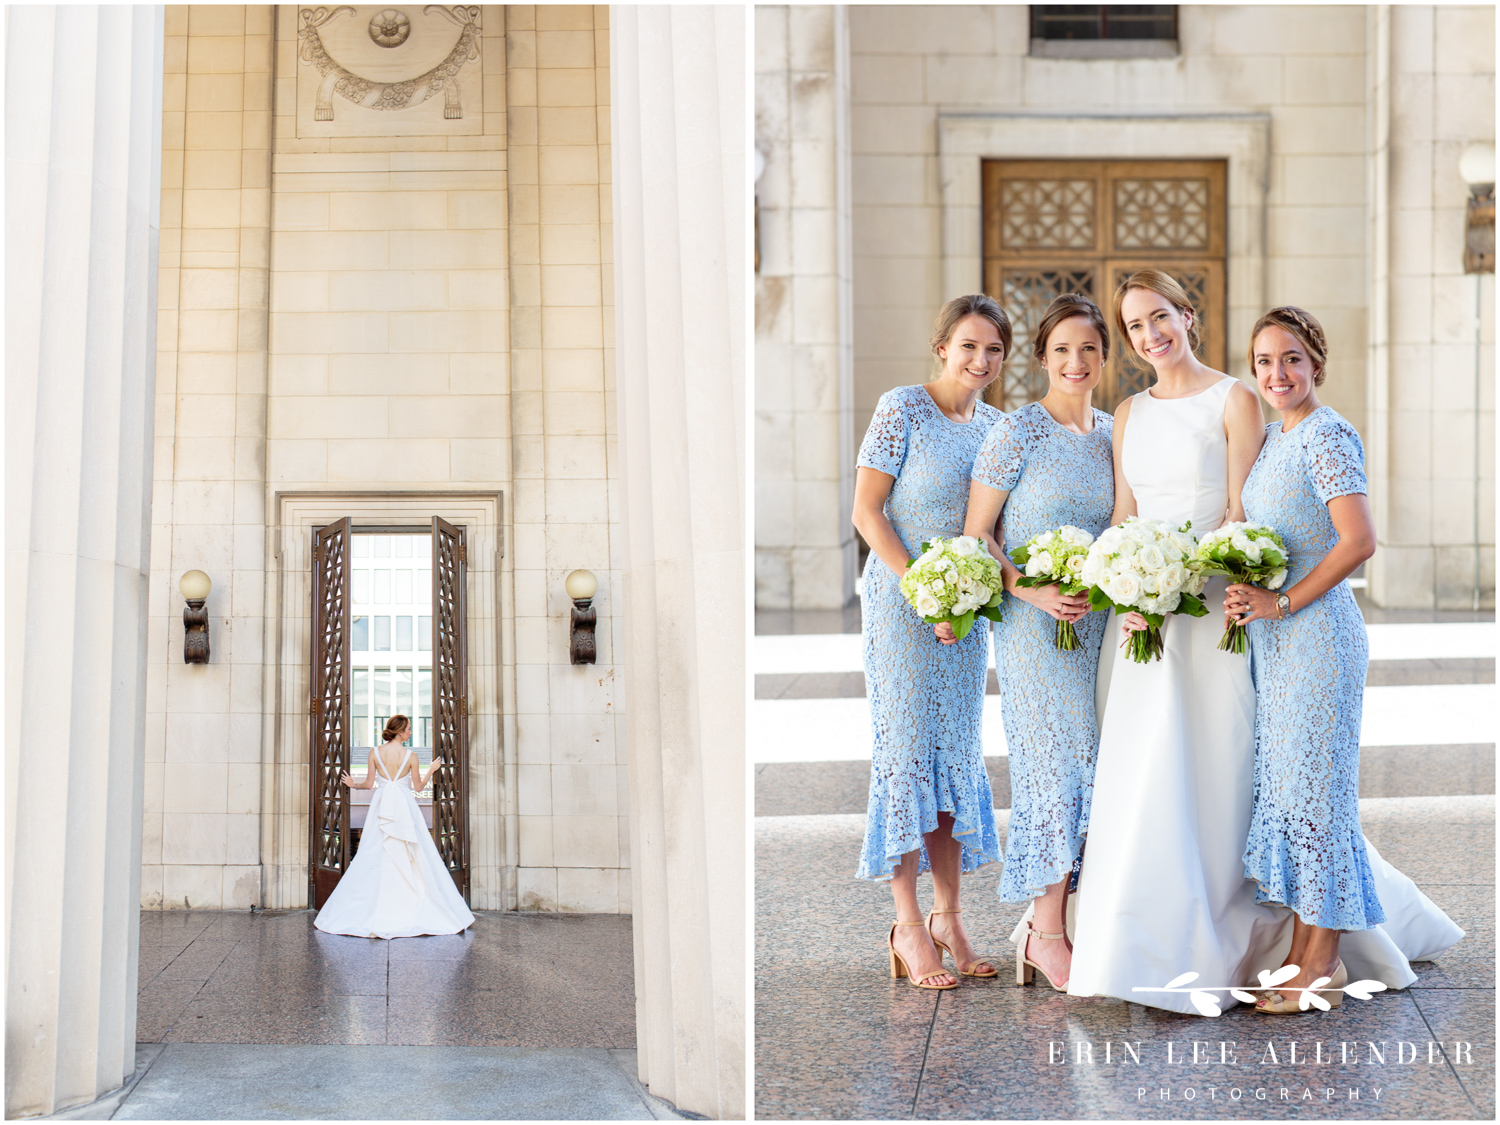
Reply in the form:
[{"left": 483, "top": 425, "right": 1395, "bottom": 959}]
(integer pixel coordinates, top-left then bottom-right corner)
[
  {"left": 566, "top": 569, "right": 598, "bottom": 664},
  {"left": 179, "top": 570, "right": 212, "bottom": 664}
]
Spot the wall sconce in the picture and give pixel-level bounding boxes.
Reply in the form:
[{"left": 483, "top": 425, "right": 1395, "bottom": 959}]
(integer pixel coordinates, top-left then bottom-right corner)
[
  {"left": 180, "top": 570, "right": 212, "bottom": 664},
  {"left": 565, "top": 569, "right": 597, "bottom": 665},
  {"left": 1460, "top": 142, "right": 1494, "bottom": 274}
]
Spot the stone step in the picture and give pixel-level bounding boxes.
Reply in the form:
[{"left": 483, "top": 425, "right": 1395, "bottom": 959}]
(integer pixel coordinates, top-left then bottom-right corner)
[{"left": 754, "top": 743, "right": 1497, "bottom": 817}]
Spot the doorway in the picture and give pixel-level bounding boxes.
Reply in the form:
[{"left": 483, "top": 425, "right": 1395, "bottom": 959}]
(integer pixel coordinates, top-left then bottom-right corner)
[
  {"left": 309, "top": 515, "right": 470, "bottom": 907},
  {"left": 982, "top": 157, "right": 1228, "bottom": 412}
]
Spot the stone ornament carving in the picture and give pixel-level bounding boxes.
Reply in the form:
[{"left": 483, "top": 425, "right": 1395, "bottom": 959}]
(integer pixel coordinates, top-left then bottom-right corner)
[
  {"left": 368, "top": 9, "right": 411, "bottom": 47},
  {"left": 299, "top": 5, "right": 480, "bottom": 121}
]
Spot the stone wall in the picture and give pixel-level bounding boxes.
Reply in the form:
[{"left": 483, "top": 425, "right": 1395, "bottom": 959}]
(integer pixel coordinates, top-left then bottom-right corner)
[{"left": 148, "top": 4, "right": 630, "bottom": 911}]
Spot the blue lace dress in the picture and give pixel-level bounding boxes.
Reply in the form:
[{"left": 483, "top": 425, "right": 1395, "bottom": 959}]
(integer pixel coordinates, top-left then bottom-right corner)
[
  {"left": 971, "top": 403, "right": 1114, "bottom": 902},
  {"left": 1241, "top": 407, "right": 1384, "bottom": 930},
  {"left": 856, "top": 385, "right": 1004, "bottom": 881}
]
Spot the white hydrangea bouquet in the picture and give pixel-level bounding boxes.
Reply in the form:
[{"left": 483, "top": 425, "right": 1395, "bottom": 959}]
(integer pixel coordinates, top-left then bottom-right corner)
[
  {"left": 1008, "top": 525, "right": 1095, "bottom": 651},
  {"left": 1192, "top": 522, "right": 1289, "bottom": 654},
  {"left": 1081, "top": 517, "right": 1208, "bottom": 664},
  {"left": 899, "top": 535, "right": 1005, "bottom": 641}
]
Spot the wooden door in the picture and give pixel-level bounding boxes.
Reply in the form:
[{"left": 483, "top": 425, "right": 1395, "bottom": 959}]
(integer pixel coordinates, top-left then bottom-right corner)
[
  {"left": 982, "top": 158, "right": 1227, "bottom": 412},
  {"left": 309, "top": 517, "right": 352, "bottom": 908},
  {"left": 431, "top": 515, "right": 470, "bottom": 898}
]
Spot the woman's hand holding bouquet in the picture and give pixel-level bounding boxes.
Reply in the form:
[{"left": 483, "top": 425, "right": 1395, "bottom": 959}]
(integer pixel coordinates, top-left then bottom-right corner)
[
  {"left": 899, "top": 535, "right": 1005, "bottom": 642},
  {"left": 1081, "top": 518, "right": 1209, "bottom": 664},
  {"left": 1008, "top": 525, "right": 1095, "bottom": 650},
  {"left": 1192, "top": 522, "right": 1289, "bottom": 654}
]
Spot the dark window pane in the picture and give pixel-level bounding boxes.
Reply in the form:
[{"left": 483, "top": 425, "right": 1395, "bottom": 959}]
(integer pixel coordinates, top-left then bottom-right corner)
[
  {"left": 396, "top": 616, "right": 413, "bottom": 650},
  {"left": 1031, "top": 5, "right": 1175, "bottom": 40},
  {"left": 374, "top": 616, "right": 391, "bottom": 651}
]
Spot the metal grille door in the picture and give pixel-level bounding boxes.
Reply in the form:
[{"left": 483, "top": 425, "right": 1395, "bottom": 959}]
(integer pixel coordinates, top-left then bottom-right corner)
[
  {"left": 430, "top": 515, "right": 470, "bottom": 898},
  {"left": 982, "top": 159, "right": 1227, "bottom": 412},
  {"left": 310, "top": 517, "right": 352, "bottom": 908}
]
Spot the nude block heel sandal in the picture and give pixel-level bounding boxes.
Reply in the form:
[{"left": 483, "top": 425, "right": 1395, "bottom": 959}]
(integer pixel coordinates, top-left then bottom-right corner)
[
  {"left": 1015, "top": 920, "right": 1068, "bottom": 991},
  {"left": 888, "top": 920, "right": 957, "bottom": 990},
  {"left": 926, "top": 908, "right": 998, "bottom": 978}
]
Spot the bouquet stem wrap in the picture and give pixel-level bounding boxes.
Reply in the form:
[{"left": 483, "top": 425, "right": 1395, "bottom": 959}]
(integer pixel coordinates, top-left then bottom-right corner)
[
  {"left": 1081, "top": 518, "right": 1208, "bottom": 664},
  {"left": 898, "top": 535, "right": 1005, "bottom": 641},
  {"left": 1191, "top": 522, "right": 1290, "bottom": 655}
]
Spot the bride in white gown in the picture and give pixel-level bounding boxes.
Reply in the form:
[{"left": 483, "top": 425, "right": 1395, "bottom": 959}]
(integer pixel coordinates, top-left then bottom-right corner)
[
  {"left": 315, "top": 715, "right": 476, "bottom": 939},
  {"left": 1056, "top": 272, "right": 1462, "bottom": 1014}
]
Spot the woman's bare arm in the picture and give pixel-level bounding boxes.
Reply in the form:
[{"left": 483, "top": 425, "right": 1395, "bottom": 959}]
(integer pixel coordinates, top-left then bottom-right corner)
[
  {"left": 852, "top": 466, "right": 913, "bottom": 580},
  {"left": 1109, "top": 396, "right": 1137, "bottom": 526},
  {"left": 1223, "top": 381, "right": 1267, "bottom": 523}
]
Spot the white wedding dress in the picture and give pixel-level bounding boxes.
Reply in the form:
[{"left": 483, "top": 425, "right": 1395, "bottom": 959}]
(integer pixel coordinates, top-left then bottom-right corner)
[
  {"left": 1053, "top": 377, "right": 1462, "bottom": 1013},
  {"left": 314, "top": 748, "right": 475, "bottom": 939}
]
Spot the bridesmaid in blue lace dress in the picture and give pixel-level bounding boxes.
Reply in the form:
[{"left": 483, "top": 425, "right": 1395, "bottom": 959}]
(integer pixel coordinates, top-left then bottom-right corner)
[
  {"left": 962, "top": 294, "right": 1114, "bottom": 991},
  {"left": 853, "top": 294, "right": 1009, "bottom": 990},
  {"left": 1228, "top": 307, "right": 1382, "bottom": 1010}
]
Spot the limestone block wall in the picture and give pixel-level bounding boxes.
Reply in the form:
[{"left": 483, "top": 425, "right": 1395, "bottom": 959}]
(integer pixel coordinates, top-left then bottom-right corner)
[
  {"left": 755, "top": 5, "right": 857, "bottom": 611},
  {"left": 1366, "top": 5, "right": 1495, "bottom": 609},
  {"left": 146, "top": 4, "right": 274, "bottom": 910},
  {"left": 843, "top": 4, "right": 1377, "bottom": 443},
  {"left": 148, "top": 4, "right": 629, "bottom": 911},
  {"left": 504, "top": 5, "right": 629, "bottom": 913}
]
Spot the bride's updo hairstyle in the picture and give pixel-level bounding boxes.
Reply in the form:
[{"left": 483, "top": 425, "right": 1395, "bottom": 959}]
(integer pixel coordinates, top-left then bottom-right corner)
[
  {"left": 1033, "top": 292, "right": 1110, "bottom": 365},
  {"left": 930, "top": 293, "right": 1012, "bottom": 366},
  {"left": 1247, "top": 305, "right": 1328, "bottom": 386},
  {"left": 381, "top": 714, "right": 411, "bottom": 743},
  {"left": 1111, "top": 268, "right": 1201, "bottom": 357}
]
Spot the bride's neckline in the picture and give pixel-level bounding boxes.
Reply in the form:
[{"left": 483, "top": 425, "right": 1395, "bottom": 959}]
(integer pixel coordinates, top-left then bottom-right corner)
[{"left": 1144, "top": 374, "right": 1230, "bottom": 402}]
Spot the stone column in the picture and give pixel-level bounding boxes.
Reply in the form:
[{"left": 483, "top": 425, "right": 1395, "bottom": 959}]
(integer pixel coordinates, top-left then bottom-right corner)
[
  {"left": 610, "top": 6, "right": 745, "bottom": 1119},
  {"left": 4, "top": 6, "right": 163, "bottom": 1116},
  {"left": 754, "top": 5, "right": 856, "bottom": 611}
]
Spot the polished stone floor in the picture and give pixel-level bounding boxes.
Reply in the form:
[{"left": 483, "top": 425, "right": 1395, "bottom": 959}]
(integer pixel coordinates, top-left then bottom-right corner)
[
  {"left": 136, "top": 911, "right": 635, "bottom": 1048},
  {"left": 755, "top": 805, "right": 1494, "bottom": 1121}
]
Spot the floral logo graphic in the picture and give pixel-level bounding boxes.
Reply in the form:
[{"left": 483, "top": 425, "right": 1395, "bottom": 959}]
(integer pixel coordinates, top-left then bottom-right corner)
[{"left": 1134, "top": 965, "right": 1388, "bottom": 1017}]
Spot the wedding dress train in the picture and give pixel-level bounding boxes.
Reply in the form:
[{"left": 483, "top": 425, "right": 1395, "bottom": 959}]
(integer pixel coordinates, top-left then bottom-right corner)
[{"left": 314, "top": 749, "right": 475, "bottom": 939}]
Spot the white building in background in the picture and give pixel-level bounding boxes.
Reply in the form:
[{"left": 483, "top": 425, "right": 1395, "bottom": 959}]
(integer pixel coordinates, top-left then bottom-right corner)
[
  {"left": 756, "top": 4, "right": 1495, "bottom": 613},
  {"left": 7, "top": 4, "right": 743, "bottom": 1118}
]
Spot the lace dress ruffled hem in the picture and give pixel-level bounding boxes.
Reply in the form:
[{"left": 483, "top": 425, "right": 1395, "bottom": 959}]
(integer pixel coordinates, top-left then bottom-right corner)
[
  {"left": 855, "top": 768, "right": 1000, "bottom": 881},
  {"left": 1244, "top": 826, "right": 1388, "bottom": 931}
]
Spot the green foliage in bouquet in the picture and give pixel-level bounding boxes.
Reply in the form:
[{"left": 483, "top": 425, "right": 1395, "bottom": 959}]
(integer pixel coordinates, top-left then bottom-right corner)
[
  {"left": 1009, "top": 526, "right": 1094, "bottom": 651},
  {"left": 1081, "top": 518, "right": 1209, "bottom": 664},
  {"left": 1192, "top": 522, "right": 1289, "bottom": 654},
  {"left": 898, "top": 535, "right": 1005, "bottom": 641}
]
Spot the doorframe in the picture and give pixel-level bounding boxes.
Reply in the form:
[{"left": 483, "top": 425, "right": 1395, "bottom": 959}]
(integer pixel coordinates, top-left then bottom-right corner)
[
  {"left": 261, "top": 491, "right": 512, "bottom": 910},
  {"left": 937, "top": 112, "right": 1270, "bottom": 382}
]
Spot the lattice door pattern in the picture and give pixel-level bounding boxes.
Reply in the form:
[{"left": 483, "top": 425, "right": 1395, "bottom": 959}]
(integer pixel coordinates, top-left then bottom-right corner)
[
  {"left": 310, "top": 517, "right": 352, "bottom": 908},
  {"left": 982, "top": 159, "right": 1227, "bottom": 412},
  {"left": 431, "top": 516, "right": 470, "bottom": 899}
]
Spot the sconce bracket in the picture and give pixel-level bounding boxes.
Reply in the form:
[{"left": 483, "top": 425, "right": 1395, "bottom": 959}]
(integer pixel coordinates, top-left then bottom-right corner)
[
  {"left": 569, "top": 599, "right": 597, "bottom": 665},
  {"left": 1465, "top": 182, "right": 1494, "bottom": 274},
  {"left": 183, "top": 599, "right": 211, "bottom": 664}
]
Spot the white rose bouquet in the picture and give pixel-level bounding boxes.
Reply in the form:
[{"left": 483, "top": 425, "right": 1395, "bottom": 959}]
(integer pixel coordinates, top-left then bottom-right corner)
[
  {"left": 1081, "top": 517, "right": 1209, "bottom": 664},
  {"left": 1008, "top": 525, "right": 1095, "bottom": 651},
  {"left": 898, "top": 535, "right": 1005, "bottom": 641},
  {"left": 1192, "top": 521, "right": 1289, "bottom": 654}
]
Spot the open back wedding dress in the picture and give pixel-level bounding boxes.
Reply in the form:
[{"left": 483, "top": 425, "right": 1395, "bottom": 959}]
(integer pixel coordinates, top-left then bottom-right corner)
[
  {"left": 314, "top": 748, "right": 475, "bottom": 939},
  {"left": 1061, "top": 377, "right": 1461, "bottom": 1013}
]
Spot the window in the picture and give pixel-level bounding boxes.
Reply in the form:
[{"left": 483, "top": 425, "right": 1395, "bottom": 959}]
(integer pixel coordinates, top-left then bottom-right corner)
[{"left": 1030, "top": 5, "right": 1177, "bottom": 58}]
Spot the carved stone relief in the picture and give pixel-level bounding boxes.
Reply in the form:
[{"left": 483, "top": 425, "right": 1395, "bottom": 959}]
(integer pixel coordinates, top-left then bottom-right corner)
[{"left": 294, "top": 5, "right": 484, "bottom": 137}]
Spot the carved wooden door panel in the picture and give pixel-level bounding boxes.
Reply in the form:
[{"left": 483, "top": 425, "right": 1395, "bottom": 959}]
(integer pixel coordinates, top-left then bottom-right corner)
[
  {"left": 431, "top": 515, "right": 470, "bottom": 899},
  {"left": 982, "top": 159, "right": 1227, "bottom": 413},
  {"left": 310, "top": 517, "right": 352, "bottom": 908}
]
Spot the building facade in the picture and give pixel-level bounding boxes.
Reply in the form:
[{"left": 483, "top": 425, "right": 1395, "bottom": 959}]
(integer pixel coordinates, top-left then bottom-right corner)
[
  {"left": 8, "top": 4, "right": 744, "bottom": 1117},
  {"left": 756, "top": 4, "right": 1495, "bottom": 612}
]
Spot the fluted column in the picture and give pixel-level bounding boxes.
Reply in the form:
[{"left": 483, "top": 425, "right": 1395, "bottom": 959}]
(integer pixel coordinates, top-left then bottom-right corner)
[
  {"left": 610, "top": 6, "right": 746, "bottom": 1119},
  {"left": 5, "top": 6, "right": 163, "bottom": 1117}
]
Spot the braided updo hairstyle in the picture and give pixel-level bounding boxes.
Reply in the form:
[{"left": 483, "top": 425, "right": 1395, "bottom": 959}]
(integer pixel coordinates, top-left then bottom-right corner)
[{"left": 1247, "top": 306, "right": 1328, "bottom": 385}]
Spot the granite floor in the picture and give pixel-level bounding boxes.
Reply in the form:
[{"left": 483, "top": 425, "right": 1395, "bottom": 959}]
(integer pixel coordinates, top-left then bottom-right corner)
[
  {"left": 755, "top": 806, "right": 1494, "bottom": 1120},
  {"left": 136, "top": 910, "right": 635, "bottom": 1048}
]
